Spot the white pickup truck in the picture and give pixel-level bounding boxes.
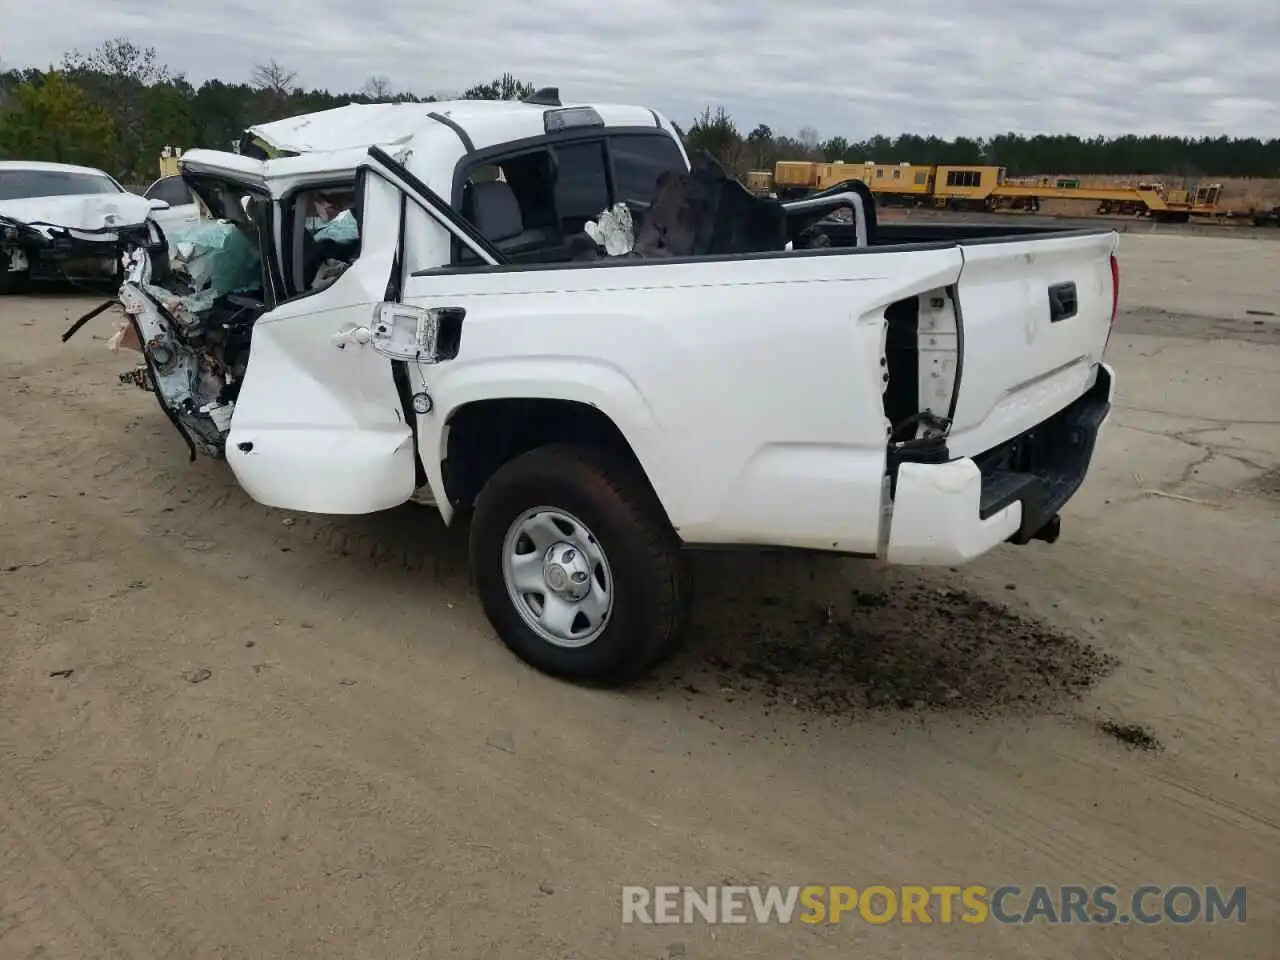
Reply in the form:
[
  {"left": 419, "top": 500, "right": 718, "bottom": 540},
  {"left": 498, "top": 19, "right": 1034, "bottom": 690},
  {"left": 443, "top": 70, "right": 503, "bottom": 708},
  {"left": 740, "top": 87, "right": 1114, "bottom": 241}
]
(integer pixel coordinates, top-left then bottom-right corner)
[{"left": 94, "top": 91, "right": 1118, "bottom": 684}]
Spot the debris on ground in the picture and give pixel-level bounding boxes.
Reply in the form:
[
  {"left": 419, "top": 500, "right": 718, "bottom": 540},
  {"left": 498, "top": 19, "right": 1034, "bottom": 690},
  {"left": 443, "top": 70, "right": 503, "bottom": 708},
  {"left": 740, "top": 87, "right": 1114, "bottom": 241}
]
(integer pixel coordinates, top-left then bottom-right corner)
[
  {"left": 486, "top": 731, "right": 516, "bottom": 754},
  {"left": 4, "top": 559, "right": 48, "bottom": 572},
  {"left": 182, "top": 667, "right": 213, "bottom": 684},
  {"left": 1098, "top": 719, "right": 1163, "bottom": 752}
]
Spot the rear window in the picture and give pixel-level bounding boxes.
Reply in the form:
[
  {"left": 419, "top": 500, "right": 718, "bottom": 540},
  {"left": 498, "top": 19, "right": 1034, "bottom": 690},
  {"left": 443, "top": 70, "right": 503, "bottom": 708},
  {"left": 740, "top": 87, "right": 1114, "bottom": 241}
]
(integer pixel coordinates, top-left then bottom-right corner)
[
  {"left": 609, "top": 134, "right": 686, "bottom": 205},
  {"left": 0, "top": 169, "right": 122, "bottom": 201}
]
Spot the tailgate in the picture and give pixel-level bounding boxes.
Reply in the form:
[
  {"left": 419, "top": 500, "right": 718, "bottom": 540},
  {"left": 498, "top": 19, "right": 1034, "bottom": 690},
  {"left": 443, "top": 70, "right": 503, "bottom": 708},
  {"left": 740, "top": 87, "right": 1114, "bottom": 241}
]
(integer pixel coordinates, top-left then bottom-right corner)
[{"left": 947, "top": 230, "right": 1118, "bottom": 457}]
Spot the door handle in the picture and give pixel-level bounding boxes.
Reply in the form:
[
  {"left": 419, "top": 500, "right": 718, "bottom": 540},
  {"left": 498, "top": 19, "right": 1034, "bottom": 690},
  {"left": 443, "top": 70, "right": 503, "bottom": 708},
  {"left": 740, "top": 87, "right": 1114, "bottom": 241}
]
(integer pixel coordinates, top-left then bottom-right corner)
[{"left": 332, "top": 325, "right": 371, "bottom": 349}]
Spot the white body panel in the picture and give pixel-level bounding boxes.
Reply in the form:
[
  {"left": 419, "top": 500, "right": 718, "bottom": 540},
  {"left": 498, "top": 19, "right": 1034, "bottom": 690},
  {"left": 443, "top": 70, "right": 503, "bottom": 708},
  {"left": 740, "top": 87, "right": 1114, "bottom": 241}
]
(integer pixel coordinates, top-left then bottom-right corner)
[
  {"left": 400, "top": 247, "right": 965, "bottom": 553},
  {"left": 886, "top": 459, "right": 1025, "bottom": 564},
  {"left": 224, "top": 172, "right": 417, "bottom": 514},
  {"left": 947, "top": 232, "right": 1118, "bottom": 457}
]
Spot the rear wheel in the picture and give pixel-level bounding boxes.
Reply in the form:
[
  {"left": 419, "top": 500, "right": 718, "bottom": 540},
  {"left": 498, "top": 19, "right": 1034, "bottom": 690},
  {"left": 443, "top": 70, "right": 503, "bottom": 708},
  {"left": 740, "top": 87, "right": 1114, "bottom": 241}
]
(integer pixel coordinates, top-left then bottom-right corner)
[{"left": 469, "top": 443, "right": 691, "bottom": 685}]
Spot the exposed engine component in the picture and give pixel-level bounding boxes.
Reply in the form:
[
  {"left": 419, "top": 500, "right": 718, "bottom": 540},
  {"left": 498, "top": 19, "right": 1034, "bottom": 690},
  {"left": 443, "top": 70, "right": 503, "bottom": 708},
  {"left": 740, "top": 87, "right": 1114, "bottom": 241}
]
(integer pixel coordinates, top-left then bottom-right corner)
[
  {"left": 145, "top": 336, "right": 179, "bottom": 375},
  {"left": 102, "top": 237, "right": 263, "bottom": 460},
  {"left": 119, "top": 366, "right": 151, "bottom": 391},
  {"left": 87, "top": 193, "right": 361, "bottom": 461}
]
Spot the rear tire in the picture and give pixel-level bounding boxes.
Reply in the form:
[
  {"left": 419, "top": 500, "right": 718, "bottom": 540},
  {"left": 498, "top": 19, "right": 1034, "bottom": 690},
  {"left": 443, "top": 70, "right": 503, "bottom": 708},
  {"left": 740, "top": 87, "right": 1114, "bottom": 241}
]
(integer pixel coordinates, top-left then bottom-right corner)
[{"left": 469, "top": 443, "right": 691, "bottom": 685}]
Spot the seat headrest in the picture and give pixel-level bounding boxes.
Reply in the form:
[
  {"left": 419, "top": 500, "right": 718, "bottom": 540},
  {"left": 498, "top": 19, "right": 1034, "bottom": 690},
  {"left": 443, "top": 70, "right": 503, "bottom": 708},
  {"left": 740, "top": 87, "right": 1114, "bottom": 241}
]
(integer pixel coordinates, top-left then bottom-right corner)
[{"left": 468, "top": 180, "right": 524, "bottom": 244}]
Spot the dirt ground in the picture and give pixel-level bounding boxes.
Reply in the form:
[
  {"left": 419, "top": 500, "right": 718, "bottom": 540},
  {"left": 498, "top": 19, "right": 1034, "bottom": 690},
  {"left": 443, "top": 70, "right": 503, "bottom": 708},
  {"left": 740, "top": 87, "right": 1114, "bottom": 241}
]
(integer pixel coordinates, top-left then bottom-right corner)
[{"left": 1, "top": 232, "right": 1277, "bottom": 959}]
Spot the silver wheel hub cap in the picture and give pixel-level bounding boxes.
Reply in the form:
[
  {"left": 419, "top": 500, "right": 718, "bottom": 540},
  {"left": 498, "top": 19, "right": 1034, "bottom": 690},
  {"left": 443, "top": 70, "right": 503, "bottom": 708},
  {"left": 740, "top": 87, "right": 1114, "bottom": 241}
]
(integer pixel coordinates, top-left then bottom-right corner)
[{"left": 502, "top": 508, "right": 613, "bottom": 648}]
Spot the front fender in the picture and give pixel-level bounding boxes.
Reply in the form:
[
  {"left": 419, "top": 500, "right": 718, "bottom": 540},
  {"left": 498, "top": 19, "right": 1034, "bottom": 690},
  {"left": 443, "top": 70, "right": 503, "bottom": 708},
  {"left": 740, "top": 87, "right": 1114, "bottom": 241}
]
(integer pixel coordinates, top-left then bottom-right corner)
[{"left": 416, "top": 357, "right": 669, "bottom": 525}]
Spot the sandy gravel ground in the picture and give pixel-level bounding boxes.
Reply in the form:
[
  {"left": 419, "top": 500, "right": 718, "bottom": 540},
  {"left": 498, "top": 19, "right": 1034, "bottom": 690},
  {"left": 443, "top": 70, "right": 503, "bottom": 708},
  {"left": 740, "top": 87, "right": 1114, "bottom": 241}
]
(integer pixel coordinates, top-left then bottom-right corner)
[{"left": 0, "top": 232, "right": 1276, "bottom": 959}]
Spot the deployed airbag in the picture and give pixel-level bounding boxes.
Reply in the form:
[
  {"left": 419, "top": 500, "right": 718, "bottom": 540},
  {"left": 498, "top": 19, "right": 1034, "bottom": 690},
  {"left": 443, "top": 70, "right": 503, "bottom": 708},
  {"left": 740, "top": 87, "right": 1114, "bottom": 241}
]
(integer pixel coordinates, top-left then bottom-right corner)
[
  {"left": 314, "top": 208, "right": 359, "bottom": 243},
  {"left": 169, "top": 221, "right": 261, "bottom": 297}
]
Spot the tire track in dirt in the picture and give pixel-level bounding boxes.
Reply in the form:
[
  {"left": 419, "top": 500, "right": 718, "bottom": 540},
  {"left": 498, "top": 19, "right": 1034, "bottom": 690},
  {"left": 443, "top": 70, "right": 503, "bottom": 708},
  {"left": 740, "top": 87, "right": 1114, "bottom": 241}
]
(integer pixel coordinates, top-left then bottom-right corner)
[
  {"left": 0, "top": 754, "right": 224, "bottom": 959},
  {"left": 3, "top": 365, "right": 479, "bottom": 581},
  {"left": 0, "top": 828, "right": 107, "bottom": 960}
]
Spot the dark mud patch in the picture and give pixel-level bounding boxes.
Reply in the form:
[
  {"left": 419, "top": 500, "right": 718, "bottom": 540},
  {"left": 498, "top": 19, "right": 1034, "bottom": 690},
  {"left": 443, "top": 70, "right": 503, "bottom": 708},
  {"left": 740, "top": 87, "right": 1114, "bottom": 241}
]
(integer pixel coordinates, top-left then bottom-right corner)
[
  {"left": 665, "top": 563, "right": 1118, "bottom": 718},
  {"left": 1098, "top": 719, "right": 1163, "bottom": 752},
  {"left": 1244, "top": 466, "right": 1280, "bottom": 501}
]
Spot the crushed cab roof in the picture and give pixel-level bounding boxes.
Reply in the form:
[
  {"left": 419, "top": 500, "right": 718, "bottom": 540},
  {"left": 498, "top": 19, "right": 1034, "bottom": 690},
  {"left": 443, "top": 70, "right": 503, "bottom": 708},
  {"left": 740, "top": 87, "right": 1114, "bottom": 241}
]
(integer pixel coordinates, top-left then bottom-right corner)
[{"left": 246, "top": 99, "right": 666, "bottom": 156}]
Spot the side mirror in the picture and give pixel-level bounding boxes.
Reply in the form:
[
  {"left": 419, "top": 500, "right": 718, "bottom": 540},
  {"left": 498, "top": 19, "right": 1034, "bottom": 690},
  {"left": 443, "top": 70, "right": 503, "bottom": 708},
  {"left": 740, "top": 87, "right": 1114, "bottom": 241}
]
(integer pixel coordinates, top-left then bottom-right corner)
[{"left": 148, "top": 197, "right": 171, "bottom": 211}]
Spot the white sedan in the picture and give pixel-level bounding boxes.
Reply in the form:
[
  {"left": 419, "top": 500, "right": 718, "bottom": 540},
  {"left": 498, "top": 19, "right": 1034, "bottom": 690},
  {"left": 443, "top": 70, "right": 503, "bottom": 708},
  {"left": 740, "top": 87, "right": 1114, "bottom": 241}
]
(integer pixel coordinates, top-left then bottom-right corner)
[{"left": 0, "top": 160, "right": 168, "bottom": 293}]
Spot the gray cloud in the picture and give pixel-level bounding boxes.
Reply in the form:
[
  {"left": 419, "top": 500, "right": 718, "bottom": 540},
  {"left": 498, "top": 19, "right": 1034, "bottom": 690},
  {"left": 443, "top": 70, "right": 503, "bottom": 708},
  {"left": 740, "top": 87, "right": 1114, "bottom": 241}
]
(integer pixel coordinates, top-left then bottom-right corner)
[{"left": 7, "top": 0, "right": 1279, "bottom": 138}]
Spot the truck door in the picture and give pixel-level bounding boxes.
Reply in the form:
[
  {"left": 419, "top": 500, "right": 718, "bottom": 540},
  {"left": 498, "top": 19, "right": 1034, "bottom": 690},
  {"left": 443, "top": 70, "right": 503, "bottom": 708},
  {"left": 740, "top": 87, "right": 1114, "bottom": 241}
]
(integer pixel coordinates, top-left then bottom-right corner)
[
  {"left": 338, "top": 145, "right": 524, "bottom": 525},
  {"left": 224, "top": 168, "right": 418, "bottom": 514}
]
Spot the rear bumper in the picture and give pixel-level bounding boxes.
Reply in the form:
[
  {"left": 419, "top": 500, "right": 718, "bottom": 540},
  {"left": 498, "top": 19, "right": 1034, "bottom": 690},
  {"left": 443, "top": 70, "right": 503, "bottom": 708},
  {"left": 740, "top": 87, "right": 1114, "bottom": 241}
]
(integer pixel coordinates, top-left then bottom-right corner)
[{"left": 885, "top": 362, "right": 1113, "bottom": 565}]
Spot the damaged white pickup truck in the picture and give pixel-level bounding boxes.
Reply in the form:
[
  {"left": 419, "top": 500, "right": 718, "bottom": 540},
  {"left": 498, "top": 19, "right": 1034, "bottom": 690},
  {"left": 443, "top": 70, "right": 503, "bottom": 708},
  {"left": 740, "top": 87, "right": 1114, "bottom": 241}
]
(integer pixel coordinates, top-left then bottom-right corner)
[{"left": 78, "top": 92, "right": 1119, "bottom": 684}]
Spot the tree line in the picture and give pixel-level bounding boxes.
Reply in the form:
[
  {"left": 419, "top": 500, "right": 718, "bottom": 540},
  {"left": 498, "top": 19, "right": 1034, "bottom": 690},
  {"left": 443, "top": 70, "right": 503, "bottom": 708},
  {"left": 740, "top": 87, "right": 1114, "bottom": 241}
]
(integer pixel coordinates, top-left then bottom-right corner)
[
  {"left": 0, "top": 39, "right": 540, "bottom": 182},
  {"left": 682, "top": 107, "right": 1280, "bottom": 181},
  {"left": 2, "top": 40, "right": 1277, "bottom": 185}
]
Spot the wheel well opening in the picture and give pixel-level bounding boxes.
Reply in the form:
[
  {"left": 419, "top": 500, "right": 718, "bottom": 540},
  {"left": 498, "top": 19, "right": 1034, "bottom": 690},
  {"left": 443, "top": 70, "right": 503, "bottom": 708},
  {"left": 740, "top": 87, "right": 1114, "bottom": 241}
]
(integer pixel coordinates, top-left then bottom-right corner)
[{"left": 443, "top": 399, "right": 645, "bottom": 510}]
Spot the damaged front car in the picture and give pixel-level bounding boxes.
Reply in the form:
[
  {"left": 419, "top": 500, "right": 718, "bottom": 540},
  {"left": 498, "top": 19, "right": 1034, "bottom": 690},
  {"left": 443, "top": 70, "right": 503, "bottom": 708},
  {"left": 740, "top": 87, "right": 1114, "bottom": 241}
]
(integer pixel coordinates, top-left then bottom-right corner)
[{"left": 0, "top": 160, "right": 167, "bottom": 293}]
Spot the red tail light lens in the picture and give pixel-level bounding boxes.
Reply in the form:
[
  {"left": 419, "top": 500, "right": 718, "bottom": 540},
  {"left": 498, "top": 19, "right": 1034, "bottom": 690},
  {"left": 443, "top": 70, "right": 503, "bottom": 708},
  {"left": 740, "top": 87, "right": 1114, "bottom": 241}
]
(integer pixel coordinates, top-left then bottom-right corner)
[
  {"left": 1110, "top": 252, "right": 1120, "bottom": 321},
  {"left": 1105, "top": 251, "right": 1120, "bottom": 353}
]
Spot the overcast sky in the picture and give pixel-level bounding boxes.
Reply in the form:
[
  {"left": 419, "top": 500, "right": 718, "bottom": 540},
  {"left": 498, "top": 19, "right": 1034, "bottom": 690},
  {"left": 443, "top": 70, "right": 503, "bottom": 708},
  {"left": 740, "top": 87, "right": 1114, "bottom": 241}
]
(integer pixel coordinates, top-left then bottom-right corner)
[{"left": 5, "top": 0, "right": 1278, "bottom": 139}]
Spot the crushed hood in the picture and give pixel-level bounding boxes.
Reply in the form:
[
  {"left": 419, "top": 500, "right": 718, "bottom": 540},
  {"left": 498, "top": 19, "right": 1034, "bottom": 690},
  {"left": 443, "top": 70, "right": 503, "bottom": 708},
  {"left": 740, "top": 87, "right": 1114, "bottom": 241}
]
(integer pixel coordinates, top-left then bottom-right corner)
[{"left": 0, "top": 192, "right": 152, "bottom": 233}]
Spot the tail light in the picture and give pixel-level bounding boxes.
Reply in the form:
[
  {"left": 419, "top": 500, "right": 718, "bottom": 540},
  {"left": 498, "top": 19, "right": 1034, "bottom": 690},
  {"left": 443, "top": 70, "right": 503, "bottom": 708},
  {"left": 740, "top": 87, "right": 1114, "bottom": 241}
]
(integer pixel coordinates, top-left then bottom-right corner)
[{"left": 1105, "top": 251, "right": 1119, "bottom": 353}]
